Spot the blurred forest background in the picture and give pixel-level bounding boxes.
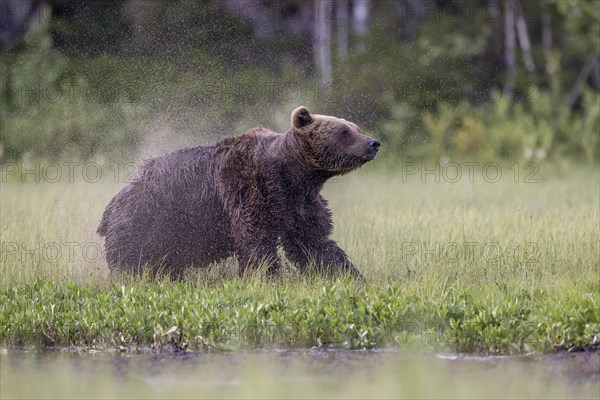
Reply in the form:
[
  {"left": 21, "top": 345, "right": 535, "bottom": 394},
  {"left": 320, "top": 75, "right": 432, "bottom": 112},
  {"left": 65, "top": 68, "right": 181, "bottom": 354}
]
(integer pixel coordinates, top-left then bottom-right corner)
[{"left": 0, "top": 0, "right": 598, "bottom": 164}]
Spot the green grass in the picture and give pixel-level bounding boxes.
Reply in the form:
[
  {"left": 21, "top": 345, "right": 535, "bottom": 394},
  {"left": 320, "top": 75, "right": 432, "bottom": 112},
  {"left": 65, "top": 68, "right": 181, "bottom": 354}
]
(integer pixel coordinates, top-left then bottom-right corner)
[{"left": 1, "top": 163, "right": 599, "bottom": 354}]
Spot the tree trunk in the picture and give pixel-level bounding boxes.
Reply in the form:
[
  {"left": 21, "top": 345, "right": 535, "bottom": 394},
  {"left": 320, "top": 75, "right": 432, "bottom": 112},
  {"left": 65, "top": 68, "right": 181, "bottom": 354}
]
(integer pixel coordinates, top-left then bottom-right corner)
[
  {"left": 541, "top": 0, "right": 552, "bottom": 50},
  {"left": 394, "top": 0, "right": 424, "bottom": 40},
  {"left": 566, "top": 56, "right": 597, "bottom": 108},
  {"left": 352, "top": 0, "right": 371, "bottom": 53},
  {"left": 503, "top": 0, "right": 517, "bottom": 98},
  {"left": 0, "top": 0, "right": 42, "bottom": 49},
  {"left": 314, "top": 1, "right": 333, "bottom": 92},
  {"left": 336, "top": 0, "right": 349, "bottom": 60},
  {"left": 515, "top": 0, "right": 535, "bottom": 73},
  {"left": 540, "top": 0, "right": 555, "bottom": 79},
  {"left": 591, "top": 56, "right": 600, "bottom": 90}
]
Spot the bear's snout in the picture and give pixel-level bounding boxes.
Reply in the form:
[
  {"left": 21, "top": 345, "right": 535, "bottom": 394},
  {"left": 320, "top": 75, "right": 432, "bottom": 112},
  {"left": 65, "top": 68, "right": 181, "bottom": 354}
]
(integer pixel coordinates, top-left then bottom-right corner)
[
  {"left": 361, "top": 138, "right": 380, "bottom": 161},
  {"left": 368, "top": 140, "right": 381, "bottom": 150}
]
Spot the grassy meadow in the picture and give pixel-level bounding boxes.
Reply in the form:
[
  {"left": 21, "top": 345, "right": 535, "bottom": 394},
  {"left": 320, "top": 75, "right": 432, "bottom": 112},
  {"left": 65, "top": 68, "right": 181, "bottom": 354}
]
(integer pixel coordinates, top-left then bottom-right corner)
[{"left": 0, "top": 162, "right": 599, "bottom": 354}]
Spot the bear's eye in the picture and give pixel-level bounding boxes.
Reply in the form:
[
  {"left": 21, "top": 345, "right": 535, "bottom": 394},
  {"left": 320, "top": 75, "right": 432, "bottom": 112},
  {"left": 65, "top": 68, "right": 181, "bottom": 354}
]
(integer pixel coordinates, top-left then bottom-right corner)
[{"left": 341, "top": 130, "right": 349, "bottom": 136}]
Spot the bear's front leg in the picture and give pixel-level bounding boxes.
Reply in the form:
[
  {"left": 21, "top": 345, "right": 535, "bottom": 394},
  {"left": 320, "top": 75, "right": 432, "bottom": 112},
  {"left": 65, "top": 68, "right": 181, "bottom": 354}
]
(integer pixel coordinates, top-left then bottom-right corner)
[
  {"left": 231, "top": 223, "right": 282, "bottom": 277},
  {"left": 283, "top": 237, "right": 363, "bottom": 279},
  {"left": 281, "top": 195, "right": 363, "bottom": 279},
  {"left": 218, "top": 172, "right": 283, "bottom": 277}
]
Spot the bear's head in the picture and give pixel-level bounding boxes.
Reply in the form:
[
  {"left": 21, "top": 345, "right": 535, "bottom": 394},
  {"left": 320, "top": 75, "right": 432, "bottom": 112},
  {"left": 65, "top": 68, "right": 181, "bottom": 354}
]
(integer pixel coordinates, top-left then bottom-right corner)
[{"left": 290, "top": 106, "right": 380, "bottom": 174}]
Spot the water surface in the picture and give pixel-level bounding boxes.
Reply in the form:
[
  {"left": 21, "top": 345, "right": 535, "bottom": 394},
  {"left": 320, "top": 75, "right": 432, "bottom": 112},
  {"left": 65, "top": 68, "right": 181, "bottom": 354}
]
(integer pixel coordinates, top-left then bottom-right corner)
[{"left": 1, "top": 348, "right": 598, "bottom": 399}]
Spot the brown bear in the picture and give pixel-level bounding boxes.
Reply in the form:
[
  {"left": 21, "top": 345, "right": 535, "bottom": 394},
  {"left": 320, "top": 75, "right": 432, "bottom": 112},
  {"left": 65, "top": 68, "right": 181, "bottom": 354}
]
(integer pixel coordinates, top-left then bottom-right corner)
[{"left": 97, "top": 106, "right": 380, "bottom": 278}]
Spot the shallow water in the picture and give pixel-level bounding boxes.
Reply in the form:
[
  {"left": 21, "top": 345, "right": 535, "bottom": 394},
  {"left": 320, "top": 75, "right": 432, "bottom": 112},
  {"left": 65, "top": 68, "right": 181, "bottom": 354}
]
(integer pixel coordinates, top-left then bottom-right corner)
[{"left": 1, "top": 348, "right": 598, "bottom": 399}]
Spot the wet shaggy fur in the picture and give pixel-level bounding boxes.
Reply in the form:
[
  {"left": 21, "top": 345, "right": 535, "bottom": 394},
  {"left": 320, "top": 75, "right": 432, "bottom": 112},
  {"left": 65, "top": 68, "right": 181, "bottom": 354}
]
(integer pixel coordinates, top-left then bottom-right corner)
[{"left": 97, "top": 106, "right": 380, "bottom": 278}]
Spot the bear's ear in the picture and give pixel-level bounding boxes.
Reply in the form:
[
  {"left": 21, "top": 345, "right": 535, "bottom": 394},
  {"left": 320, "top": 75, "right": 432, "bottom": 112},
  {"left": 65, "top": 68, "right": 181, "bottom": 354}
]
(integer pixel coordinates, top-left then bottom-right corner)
[{"left": 291, "top": 106, "right": 314, "bottom": 129}]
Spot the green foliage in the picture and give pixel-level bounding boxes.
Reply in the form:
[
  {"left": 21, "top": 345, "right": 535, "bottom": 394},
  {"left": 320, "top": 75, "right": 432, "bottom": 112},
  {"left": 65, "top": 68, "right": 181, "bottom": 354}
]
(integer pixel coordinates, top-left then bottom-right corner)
[
  {"left": 1, "top": 275, "right": 598, "bottom": 354},
  {"left": 328, "top": 2, "right": 599, "bottom": 164},
  {"left": 387, "top": 89, "right": 599, "bottom": 162},
  {"left": 0, "top": 19, "right": 311, "bottom": 161},
  {"left": 49, "top": 0, "right": 130, "bottom": 56},
  {"left": 0, "top": 0, "right": 598, "bottom": 164},
  {"left": 330, "top": 13, "right": 491, "bottom": 129},
  {"left": 0, "top": 22, "right": 148, "bottom": 161},
  {"left": 553, "top": 0, "right": 600, "bottom": 57}
]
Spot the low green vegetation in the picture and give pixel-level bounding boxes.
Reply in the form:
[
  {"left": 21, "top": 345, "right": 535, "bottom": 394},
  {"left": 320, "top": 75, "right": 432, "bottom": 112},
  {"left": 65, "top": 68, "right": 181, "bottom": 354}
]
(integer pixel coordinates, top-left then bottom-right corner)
[{"left": 1, "top": 165, "right": 598, "bottom": 354}]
